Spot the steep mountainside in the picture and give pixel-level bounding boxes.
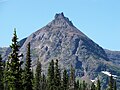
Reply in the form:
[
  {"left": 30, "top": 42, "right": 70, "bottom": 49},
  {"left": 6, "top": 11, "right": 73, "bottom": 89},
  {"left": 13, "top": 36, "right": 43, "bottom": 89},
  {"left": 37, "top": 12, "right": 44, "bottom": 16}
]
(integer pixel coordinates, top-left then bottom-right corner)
[
  {"left": 2, "top": 37, "right": 27, "bottom": 61},
  {"left": 105, "top": 49, "right": 120, "bottom": 65},
  {"left": 2, "top": 13, "right": 120, "bottom": 89},
  {"left": 0, "top": 47, "right": 7, "bottom": 56},
  {"left": 20, "top": 13, "right": 120, "bottom": 79}
]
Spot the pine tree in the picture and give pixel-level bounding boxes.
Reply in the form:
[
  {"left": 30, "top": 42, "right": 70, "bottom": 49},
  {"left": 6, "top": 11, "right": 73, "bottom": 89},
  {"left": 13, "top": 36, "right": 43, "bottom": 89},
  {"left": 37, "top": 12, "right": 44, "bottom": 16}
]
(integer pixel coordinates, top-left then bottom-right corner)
[
  {"left": 47, "top": 60, "right": 55, "bottom": 90},
  {"left": 54, "top": 59, "right": 61, "bottom": 90},
  {"left": 41, "top": 74, "right": 47, "bottom": 90},
  {"left": 6, "top": 29, "right": 23, "bottom": 90},
  {"left": 91, "top": 82, "right": 95, "bottom": 90},
  {"left": 113, "top": 79, "right": 117, "bottom": 90},
  {"left": 79, "top": 83, "right": 82, "bottom": 90},
  {"left": 31, "top": 68, "right": 34, "bottom": 89},
  {"left": 75, "top": 80, "right": 79, "bottom": 90},
  {"left": 23, "top": 42, "right": 33, "bottom": 90},
  {"left": 96, "top": 78, "right": 101, "bottom": 90},
  {"left": 34, "top": 60, "right": 42, "bottom": 90},
  {"left": 69, "top": 65, "right": 75, "bottom": 90},
  {"left": 107, "top": 75, "right": 114, "bottom": 90},
  {"left": 0, "top": 54, "right": 4, "bottom": 90},
  {"left": 82, "top": 80, "right": 87, "bottom": 90},
  {"left": 62, "top": 69, "right": 69, "bottom": 90},
  {"left": 3, "top": 61, "right": 9, "bottom": 90}
]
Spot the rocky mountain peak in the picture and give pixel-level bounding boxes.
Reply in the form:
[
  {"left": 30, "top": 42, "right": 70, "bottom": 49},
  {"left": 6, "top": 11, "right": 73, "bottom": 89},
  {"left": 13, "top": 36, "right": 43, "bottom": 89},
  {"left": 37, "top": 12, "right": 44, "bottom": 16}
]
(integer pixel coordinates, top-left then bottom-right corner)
[
  {"left": 54, "top": 12, "right": 65, "bottom": 19},
  {"left": 2, "top": 12, "right": 120, "bottom": 89},
  {"left": 48, "top": 12, "right": 74, "bottom": 27}
]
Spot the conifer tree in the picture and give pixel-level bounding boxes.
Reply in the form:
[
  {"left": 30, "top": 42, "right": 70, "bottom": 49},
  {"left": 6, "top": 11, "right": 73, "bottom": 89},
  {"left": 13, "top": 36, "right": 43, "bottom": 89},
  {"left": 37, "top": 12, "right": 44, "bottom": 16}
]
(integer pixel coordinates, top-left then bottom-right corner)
[
  {"left": 82, "top": 80, "right": 87, "bottom": 90},
  {"left": 91, "top": 82, "right": 95, "bottom": 90},
  {"left": 109, "top": 75, "right": 114, "bottom": 90},
  {"left": 75, "top": 80, "right": 79, "bottom": 90},
  {"left": 107, "top": 75, "right": 114, "bottom": 90},
  {"left": 62, "top": 69, "right": 69, "bottom": 90},
  {"left": 41, "top": 74, "right": 47, "bottom": 90},
  {"left": 79, "top": 83, "right": 82, "bottom": 90},
  {"left": 31, "top": 68, "right": 34, "bottom": 89},
  {"left": 3, "top": 61, "right": 9, "bottom": 90},
  {"left": 34, "top": 60, "right": 42, "bottom": 90},
  {"left": 54, "top": 59, "right": 61, "bottom": 90},
  {"left": 96, "top": 78, "right": 101, "bottom": 90},
  {"left": 69, "top": 65, "right": 75, "bottom": 90},
  {"left": 113, "top": 79, "right": 117, "bottom": 90},
  {"left": 0, "top": 54, "right": 4, "bottom": 90},
  {"left": 6, "top": 29, "right": 23, "bottom": 90},
  {"left": 23, "top": 42, "right": 33, "bottom": 90},
  {"left": 47, "top": 60, "right": 55, "bottom": 90}
]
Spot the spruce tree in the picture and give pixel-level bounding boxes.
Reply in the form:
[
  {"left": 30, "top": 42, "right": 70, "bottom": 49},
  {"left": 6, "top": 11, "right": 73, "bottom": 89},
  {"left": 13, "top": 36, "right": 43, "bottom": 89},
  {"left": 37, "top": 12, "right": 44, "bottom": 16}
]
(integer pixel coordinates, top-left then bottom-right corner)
[
  {"left": 62, "top": 69, "right": 69, "bottom": 90},
  {"left": 79, "top": 83, "right": 82, "bottom": 90},
  {"left": 3, "top": 61, "right": 9, "bottom": 90},
  {"left": 69, "top": 65, "right": 75, "bottom": 90},
  {"left": 31, "top": 68, "right": 34, "bottom": 89},
  {"left": 23, "top": 42, "right": 33, "bottom": 90},
  {"left": 96, "top": 78, "right": 101, "bottom": 90},
  {"left": 34, "top": 60, "right": 42, "bottom": 90},
  {"left": 113, "top": 79, "right": 117, "bottom": 90},
  {"left": 54, "top": 59, "right": 61, "bottom": 90},
  {"left": 0, "top": 54, "right": 4, "bottom": 90},
  {"left": 41, "top": 74, "right": 47, "bottom": 90},
  {"left": 47, "top": 60, "right": 55, "bottom": 90},
  {"left": 108, "top": 75, "right": 114, "bottom": 90},
  {"left": 82, "top": 80, "right": 87, "bottom": 90},
  {"left": 6, "top": 29, "right": 23, "bottom": 90},
  {"left": 75, "top": 80, "right": 79, "bottom": 90},
  {"left": 91, "top": 82, "right": 95, "bottom": 90}
]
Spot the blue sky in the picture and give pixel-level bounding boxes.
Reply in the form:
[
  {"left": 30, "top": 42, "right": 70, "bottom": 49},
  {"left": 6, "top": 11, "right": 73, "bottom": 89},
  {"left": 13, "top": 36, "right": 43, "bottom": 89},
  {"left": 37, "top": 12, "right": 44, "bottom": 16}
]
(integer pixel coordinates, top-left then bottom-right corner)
[{"left": 0, "top": 0, "right": 120, "bottom": 50}]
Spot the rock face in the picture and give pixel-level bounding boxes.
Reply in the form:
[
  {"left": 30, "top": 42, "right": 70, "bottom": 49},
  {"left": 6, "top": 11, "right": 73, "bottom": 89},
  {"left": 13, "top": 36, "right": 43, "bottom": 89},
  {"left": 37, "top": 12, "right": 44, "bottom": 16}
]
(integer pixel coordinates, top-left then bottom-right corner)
[
  {"left": 20, "top": 13, "right": 120, "bottom": 79},
  {"left": 0, "top": 47, "right": 7, "bottom": 56},
  {"left": 2, "top": 12, "right": 120, "bottom": 89},
  {"left": 105, "top": 49, "right": 120, "bottom": 65}
]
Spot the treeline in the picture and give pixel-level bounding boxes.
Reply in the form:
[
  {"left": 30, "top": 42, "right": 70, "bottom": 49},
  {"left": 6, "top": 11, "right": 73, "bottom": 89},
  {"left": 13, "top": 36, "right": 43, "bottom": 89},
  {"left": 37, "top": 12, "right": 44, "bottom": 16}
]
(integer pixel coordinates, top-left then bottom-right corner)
[{"left": 0, "top": 29, "right": 117, "bottom": 90}]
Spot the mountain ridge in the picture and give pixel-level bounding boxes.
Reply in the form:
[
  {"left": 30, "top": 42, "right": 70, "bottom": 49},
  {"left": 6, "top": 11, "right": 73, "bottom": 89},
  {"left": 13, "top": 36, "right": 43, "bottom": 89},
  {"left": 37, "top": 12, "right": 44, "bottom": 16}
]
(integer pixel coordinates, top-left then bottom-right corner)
[{"left": 1, "top": 12, "right": 120, "bottom": 89}]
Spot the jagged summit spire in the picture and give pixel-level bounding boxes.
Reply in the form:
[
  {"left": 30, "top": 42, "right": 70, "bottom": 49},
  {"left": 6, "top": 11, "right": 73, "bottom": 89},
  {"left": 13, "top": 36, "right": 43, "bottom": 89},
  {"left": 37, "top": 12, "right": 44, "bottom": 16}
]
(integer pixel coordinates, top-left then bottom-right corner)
[
  {"left": 54, "top": 12, "right": 65, "bottom": 19},
  {"left": 48, "top": 12, "right": 74, "bottom": 27}
]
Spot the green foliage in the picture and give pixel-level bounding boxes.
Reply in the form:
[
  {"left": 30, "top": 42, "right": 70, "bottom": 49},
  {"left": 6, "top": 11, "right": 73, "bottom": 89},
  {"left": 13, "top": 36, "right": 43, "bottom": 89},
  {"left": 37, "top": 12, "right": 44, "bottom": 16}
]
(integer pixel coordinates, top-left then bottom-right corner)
[
  {"left": 91, "top": 82, "right": 95, "bottom": 90},
  {"left": 69, "top": 65, "right": 75, "bottom": 90},
  {"left": 6, "top": 29, "right": 23, "bottom": 90},
  {"left": 0, "top": 54, "right": 4, "bottom": 90},
  {"left": 96, "top": 78, "right": 101, "bottom": 90},
  {"left": 107, "top": 75, "right": 114, "bottom": 90},
  {"left": 41, "top": 74, "right": 47, "bottom": 90},
  {"left": 34, "top": 60, "right": 42, "bottom": 90},
  {"left": 75, "top": 80, "right": 79, "bottom": 90},
  {"left": 113, "top": 79, "right": 117, "bottom": 90},
  {"left": 23, "top": 42, "right": 33, "bottom": 90},
  {"left": 82, "top": 80, "right": 87, "bottom": 90},
  {"left": 54, "top": 59, "right": 61, "bottom": 90},
  {"left": 47, "top": 60, "right": 55, "bottom": 90},
  {"left": 62, "top": 69, "right": 69, "bottom": 90}
]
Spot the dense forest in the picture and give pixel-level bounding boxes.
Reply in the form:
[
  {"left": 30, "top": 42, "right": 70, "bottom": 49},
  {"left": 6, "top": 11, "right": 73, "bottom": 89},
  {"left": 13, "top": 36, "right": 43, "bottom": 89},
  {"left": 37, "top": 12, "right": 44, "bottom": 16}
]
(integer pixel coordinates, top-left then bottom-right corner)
[{"left": 0, "top": 30, "right": 117, "bottom": 90}]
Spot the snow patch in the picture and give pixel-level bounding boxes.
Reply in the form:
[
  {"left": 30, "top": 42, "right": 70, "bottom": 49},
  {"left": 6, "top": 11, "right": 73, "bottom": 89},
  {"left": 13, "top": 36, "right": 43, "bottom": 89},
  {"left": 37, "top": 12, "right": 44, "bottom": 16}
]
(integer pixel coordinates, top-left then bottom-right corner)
[{"left": 101, "top": 71, "right": 117, "bottom": 78}]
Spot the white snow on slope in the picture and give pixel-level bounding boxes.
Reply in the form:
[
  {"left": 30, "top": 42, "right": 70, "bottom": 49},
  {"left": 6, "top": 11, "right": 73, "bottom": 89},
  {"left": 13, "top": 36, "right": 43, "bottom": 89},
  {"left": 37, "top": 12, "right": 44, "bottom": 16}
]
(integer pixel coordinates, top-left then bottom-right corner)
[{"left": 101, "top": 71, "right": 117, "bottom": 78}]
